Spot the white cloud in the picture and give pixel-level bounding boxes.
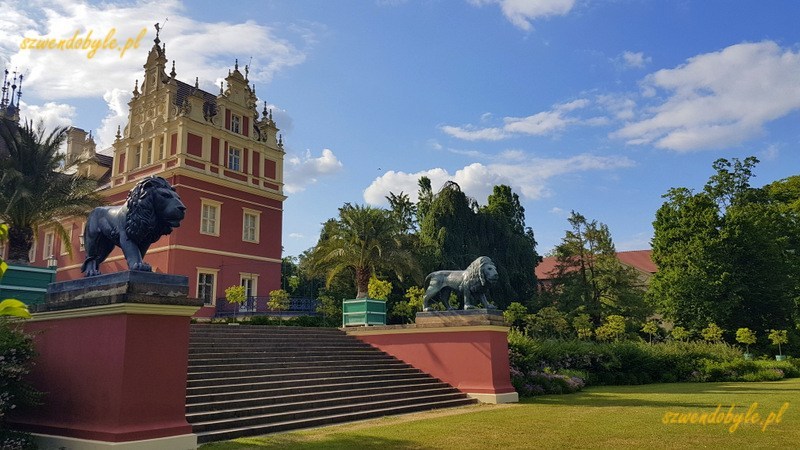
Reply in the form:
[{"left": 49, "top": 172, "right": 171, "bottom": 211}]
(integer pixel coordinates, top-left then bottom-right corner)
[
  {"left": 614, "top": 41, "right": 800, "bottom": 152},
  {"left": 760, "top": 144, "right": 780, "bottom": 162},
  {"left": 549, "top": 206, "right": 566, "bottom": 216},
  {"left": 18, "top": 100, "right": 75, "bottom": 131},
  {"left": 621, "top": 51, "right": 651, "bottom": 69},
  {"left": 95, "top": 88, "right": 131, "bottom": 149},
  {"left": 363, "top": 153, "right": 635, "bottom": 206},
  {"left": 1, "top": 0, "right": 311, "bottom": 145},
  {"left": 442, "top": 99, "right": 592, "bottom": 141},
  {"left": 284, "top": 148, "right": 343, "bottom": 194},
  {"left": 470, "top": 0, "right": 576, "bottom": 31},
  {"left": 288, "top": 232, "right": 304, "bottom": 239}
]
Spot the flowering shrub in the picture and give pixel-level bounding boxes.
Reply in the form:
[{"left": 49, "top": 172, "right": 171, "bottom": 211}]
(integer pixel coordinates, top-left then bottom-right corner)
[{"left": 510, "top": 367, "right": 586, "bottom": 397}]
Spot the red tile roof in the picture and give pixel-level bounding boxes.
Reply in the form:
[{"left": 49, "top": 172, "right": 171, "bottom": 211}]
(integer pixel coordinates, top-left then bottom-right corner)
[{"left": 535, "top": 249, "right": 655, "bottom": 280}]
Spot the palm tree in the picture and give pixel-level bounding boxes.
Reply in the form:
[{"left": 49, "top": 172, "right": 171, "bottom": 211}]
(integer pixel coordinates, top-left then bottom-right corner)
[
  {"left": 0, "top": 119, "right": 103, "bottom": 264},
  {"left": 309, "top": 203, "right": 420, "bottom": 298}
]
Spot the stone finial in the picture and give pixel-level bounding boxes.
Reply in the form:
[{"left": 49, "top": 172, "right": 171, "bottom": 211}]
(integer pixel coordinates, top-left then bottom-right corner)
[
  {"left": 195, "top": 77, "right": 199, "bottom": 89},
  {"left": 219, "top": 81, "right": 224, "bottom": 95},
  {"left": 170, "top": 60, "right": 176, "bottom": 78},
  {"left": 115, "top": 125, "right": 121, "bottom": 141},
  {"left": 133, "top": 79, "right": 139, "bottom": 96}
]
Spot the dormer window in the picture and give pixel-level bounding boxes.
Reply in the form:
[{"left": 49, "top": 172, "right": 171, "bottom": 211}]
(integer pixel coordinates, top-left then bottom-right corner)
[{"left": 231, "top": 114, "right": 241, "bottom": 134}]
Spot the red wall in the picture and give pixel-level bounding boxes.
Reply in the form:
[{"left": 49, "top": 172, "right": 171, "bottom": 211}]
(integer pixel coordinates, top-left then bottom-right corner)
[
  {"left": 13, "top": 314, "right": 193, "bottom": 442},
  {"left": 354, "top": 329, "right": 515, "bottom": 395}
]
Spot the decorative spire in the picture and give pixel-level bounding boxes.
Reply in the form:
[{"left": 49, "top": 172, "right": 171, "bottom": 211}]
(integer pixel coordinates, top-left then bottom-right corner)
[
  {"left": 262, "top": 101, "right": 268, "bottom": 117},
  {"left": 278, "top": 134, "right": 283, "bottom": 147},
  {"left": 219, "top": 81, "right": 224, "bottom": 95},
  {"left": 133, "top": 79, "right": 139, "bottom": 96},
  {"left": 234, "top": 59, "right": 239, "bottom": 71},
  {"left": 1, "top": 69, "right": 8, "bottom": 107},
  {"left": 244, "top": 64, "right": 249, "bottom": 81},
  {"left": 170, "top": 60, "right": 176, "bottom": 78},
  {"left": 195, "top": 77, "right": 199, "bottom": 89},
  {"left": 154, "top": 22, "right": 161, "bottom": 45},
  {"left": 115, "top": 125, "right": 121, "bottom": 141}
]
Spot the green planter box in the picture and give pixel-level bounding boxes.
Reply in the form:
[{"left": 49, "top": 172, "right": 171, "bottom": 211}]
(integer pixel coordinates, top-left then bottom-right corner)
[
  {"left": 342, "top": 298, "right": 386, "bottom": 326},
  {"left": 0, "top": 264, "right": 57, "bottom": 306}
]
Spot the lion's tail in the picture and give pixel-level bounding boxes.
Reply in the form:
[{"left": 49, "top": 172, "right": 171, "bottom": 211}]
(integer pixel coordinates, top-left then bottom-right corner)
[{"left": 423, "top": 272, "right": 433, "bottom": 287}]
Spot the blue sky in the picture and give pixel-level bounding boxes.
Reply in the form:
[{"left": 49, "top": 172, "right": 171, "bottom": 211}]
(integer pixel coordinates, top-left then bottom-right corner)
[{"left": 3, "top": 0, "right": 800, "bottom": 258}]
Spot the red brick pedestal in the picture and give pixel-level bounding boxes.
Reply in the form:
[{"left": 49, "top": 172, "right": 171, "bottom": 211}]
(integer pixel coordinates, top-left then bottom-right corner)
[
  {"left": 346, "top": 310, "right": 518, "bottom": 404},
  {"left": 10, "top": 272, "right": 202, "bottom": 449}
]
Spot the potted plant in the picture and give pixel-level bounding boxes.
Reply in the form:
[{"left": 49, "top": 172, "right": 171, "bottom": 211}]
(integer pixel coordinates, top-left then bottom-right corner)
[
  {"left": 736, "top": 328, "right": 757, "bottom": 360},
  {"left": 342, "top": 277, "right": 390, "bottom": 327},
  {"left": 768, "top": 329, "right": 788, "bottom": 361}
]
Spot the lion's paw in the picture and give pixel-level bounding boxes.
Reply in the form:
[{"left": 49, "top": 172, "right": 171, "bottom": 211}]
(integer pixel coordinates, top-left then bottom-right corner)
[{"left": 131, "top": 262, "right": 152, "bottom": 272}]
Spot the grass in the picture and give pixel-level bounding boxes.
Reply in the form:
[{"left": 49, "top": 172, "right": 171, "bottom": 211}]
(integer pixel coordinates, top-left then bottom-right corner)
[{"left": 200, "top": 378, "right": 800, "bottom": 449}]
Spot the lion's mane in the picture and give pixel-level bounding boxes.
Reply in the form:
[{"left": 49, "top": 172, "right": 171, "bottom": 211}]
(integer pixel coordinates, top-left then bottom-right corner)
[
  {"left": 124, "top": 176, "right": 178, "bottom": 245},
  {"left": 462, "top": 256, "right": 495, "bottom": 294}
]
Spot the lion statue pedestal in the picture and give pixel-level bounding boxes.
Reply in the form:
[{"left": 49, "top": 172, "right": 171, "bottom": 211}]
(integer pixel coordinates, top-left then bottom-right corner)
[{"left": 415, "top": 309, "right": 506, "bottom": 327}]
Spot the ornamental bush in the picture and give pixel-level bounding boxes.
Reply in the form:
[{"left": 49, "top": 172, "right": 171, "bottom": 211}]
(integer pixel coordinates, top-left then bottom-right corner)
[
  {"left": 507, "top": 331, "right": 799, "bottom": 397},
  {"left": 0, "top": 319, "right": 38, "bottom": 449}
]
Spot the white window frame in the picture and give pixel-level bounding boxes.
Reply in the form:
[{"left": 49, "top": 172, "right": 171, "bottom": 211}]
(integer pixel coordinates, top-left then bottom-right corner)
[
  {"left": 231, "top": 114, "right": 241, "bottom": 134},
  {"left": 158, "top": 136, "right": 165, "bottom": 160},
  {"left": 144, "top": 141, "right": 152, "bottom": 165},
  {"left": 133, "top": 144, "right": 141, "bottom": 169},
  {"left": 78, "top": 221, "right": 85, "bottom": 252},
  {"left": 242, "top": 209, "right": 260, "bottom": 243},
  {"left": 61, "top": 223, "right": 73, "bottom": 255},
  {"left": 200, "top": 198, "right": 222, "bottom": 236},
  {"left": 42, "top": 230, "right": 55, "bottom": 262},
  {"left": 240, "top": 273, "right": 259, "bottom": 312},
  {"left": 197, "top": 268, "right": 219, "bottom": 305},
  {"left": 228, "top": 147, "right": 241, "bottom": 171}
]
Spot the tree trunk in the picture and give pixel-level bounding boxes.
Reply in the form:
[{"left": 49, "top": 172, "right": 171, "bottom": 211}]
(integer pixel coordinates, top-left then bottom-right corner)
[
  {"left": 7, "top": 225, "right": 33, "bottom": 265},
  {"left": 355, "top": 266, "right": 371, "bottom": 299}
]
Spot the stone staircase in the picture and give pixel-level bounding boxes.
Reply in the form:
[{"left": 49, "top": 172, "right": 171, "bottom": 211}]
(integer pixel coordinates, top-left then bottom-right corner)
[{"left": 187, "top": 324, "right": 477, "bottom": 443}]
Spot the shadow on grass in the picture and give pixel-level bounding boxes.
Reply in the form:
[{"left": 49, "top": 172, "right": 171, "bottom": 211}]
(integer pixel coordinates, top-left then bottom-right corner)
[
  {"left": 524, "top": 380, "right": 799, "bottom": 408},
  {"left": 200, "top": 434, "right": 423, "bottom": 450}
]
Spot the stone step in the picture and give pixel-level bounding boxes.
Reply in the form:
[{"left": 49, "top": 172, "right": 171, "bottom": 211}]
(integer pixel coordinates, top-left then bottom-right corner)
[
  {"left": 187, "top": 372, "right": 434, "bottom": 396},
  {"left": 187, "top": 386, "right": 468, "bottom": 423},
  {"left": 188, "top": 351, "right": 388, "bottom": 365},
  {"left": 186, "top": 376, "right": 442, "bottom": 405},
  {"left": 188, "top": 347, "right": 378, "bottom": 358},
  {"left": 187, "top": 366, "right": 422, "bottom": 388},
  {"left": 191, "top": 393, "right": 473, "bottom": 434},
  {"left": 187, "top": 360, "right": 410, "bottom": 380},
  {"left": 195, "top": 398, "right": 476, "bottom": 443},
  {"left": 185, "top": 381, "right": 456, "bottom": 414},
  {"left": 188, "top": 355, "right": 400, "bottom": 373}
]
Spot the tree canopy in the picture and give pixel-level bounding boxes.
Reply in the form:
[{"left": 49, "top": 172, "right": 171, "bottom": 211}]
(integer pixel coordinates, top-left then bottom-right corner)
[
  {"left": 649, "top": 157, "right": 799, "bottom": 337},
  {"left": 0, "top": 119, "right": 102, "bottom": 263}
]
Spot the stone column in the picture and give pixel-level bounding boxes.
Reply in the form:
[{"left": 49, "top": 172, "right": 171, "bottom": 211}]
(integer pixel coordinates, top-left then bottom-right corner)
[{"left": 10, "top": 271, "right": 202, "bottom": 450}]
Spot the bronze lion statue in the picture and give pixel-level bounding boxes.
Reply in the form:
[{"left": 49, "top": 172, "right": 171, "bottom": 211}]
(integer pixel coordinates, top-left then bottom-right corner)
[
  {"left": 81, "top": 176, "right": 186, "bottom": 276},
  {"left": 422, "top": 256, "right": 499, "bottom": 311}
]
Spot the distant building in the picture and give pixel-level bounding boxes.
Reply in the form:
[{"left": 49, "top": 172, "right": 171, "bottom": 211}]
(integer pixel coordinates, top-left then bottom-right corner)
[
  {"left": 27, "top": 32, "right": 286, "bottom": 317},
  {"left": 535, "top": 249, "right": 657, "bottom": 291}
]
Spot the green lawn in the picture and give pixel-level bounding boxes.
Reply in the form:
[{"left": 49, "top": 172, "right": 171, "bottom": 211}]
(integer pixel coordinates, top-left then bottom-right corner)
[{"left": 200, "top": 378, "right": 799, "bottom": 449}]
